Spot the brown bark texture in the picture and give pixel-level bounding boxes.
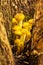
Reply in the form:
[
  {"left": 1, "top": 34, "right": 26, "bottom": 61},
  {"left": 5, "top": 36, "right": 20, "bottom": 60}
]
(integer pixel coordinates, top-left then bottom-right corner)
[{"left": 0, "top": 0, "right": 43, "bottom": 65}]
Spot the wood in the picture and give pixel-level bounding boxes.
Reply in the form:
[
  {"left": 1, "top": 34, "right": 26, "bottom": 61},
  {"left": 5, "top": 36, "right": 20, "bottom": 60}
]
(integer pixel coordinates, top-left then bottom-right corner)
[{"left": 0, "top": 21, "right": 15, "bottom": 65}]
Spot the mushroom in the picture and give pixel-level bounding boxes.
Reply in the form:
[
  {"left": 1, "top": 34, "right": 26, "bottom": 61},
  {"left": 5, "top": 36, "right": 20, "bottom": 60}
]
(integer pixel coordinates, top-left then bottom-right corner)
[
  {"left": 15, "top": 13, "right": 25, "bottom": 22},
  {"left": 15, "top": 13, "right": 25, "bottom": 27},
  {"left": 28, "top": 19, "right": 34, "bottom": 25},
  {"left": 14, "top": 30, "right": 22, "bottom": 36},
  {"left": 14, "top": 38, "right": 25, "bottom": 53},
  {"left": 12, "top": 18, "right": 17, "bottom": 24},
  {"left": 22, "top": 22, "right": 29, "bottom": 29},
  {"left": 12, "top": 25, "right": 22, "bottom": 31}
]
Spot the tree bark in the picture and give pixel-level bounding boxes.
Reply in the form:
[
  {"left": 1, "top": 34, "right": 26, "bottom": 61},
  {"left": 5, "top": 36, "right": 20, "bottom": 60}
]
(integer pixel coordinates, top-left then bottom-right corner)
[{"left": 0, "top": 21, "right": 15, "bottom": 65}]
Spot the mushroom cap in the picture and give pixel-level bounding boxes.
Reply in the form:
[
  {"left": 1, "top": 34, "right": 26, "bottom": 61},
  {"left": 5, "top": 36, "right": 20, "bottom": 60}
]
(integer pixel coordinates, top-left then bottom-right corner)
[
  {"left": 12, "top": 18, "right": 17, "bottom": 24},
  {"left": 15, "top": 13, "right": 25, "bottom": 22},
  {"left": 28, "top": 19, "right": 34, "bottom": 24},
  {"left": 22, "top": 22, "right": 29, "bottom": 29},
  {"left": 22, "top": 20, "right": 33, "bottom": 30}
]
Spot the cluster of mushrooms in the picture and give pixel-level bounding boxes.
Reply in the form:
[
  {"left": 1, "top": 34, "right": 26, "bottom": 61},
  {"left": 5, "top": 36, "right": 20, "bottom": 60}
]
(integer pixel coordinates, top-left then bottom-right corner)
[{"left": 12, "top": 13, "right": 34, "bottom": 54}]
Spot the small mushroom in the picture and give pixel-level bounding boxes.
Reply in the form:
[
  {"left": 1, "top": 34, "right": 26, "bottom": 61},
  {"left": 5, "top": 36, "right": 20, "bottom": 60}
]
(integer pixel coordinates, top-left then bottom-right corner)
[
  {"left": 28, "top": 19, "right": 34, "bottom": 25},
  {"left": 12, "top": 18, "right": 17, "bottom": 24},
  {"left": 15, "top": 13, "right": 25, "bottom": 22},
  {"left": 22, "top": 22, "right": 29, "bottom": 29}
]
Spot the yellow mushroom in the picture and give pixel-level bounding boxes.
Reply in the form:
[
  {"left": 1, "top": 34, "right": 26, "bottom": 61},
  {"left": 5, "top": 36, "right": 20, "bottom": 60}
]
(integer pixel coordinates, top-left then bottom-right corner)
[
  {"left": 28, "top": 19, "right": 34, "bottom": 25},
  {"left": 11, "top": 13, "right": 34, "bottom": 54},
  {"left": 20, "top": 34, "right": 26, "bottom": 43},
  {"left": 21, "top": 28, "right": 31, "bottom": 42},
  {"left": 12, "top": 25, "right": 21, "bottom": 31},
  {"left": 22, "top": 19, "right": 34, "bottom": 30},
  {"left": 26, "top": 31, "right": 31, "bottom": 37},
  {"left": 15, "top": 13, "right": 25, "bottom": 27},
  {"left": 27, "top": 19, "right": 34, "bottom": 31},
  {"left": 21, "top": 29, "right": 26, "bottom": 34},
  {"left": 14, "top": 30, "right": 22, "bottom": 35},
  {"left": 15, "top": 13, "right": 25, "bottom": 22},
  {"left": 14, "top": 39, "right": 24, "bottom": 53},
  {"left": 14, "top": 39, "right": 21, "bottom": 45},
  {"left": 12, "top": 18, "right": 17, "bottom": 24},
  {"left": 21, "top": 28, "right": 29, "bottom": 34},
  {"left": 25, "top": 31, "right": 31, "bottom": 42},
  {"left": 14, "top": 38, "right": 24, "bottom": 47},
  {"left": 22, "top": 22, "right": 29, "bottom": 29},
  {"left": 28, "top": 24, "right": 33, "bottom": 31}
]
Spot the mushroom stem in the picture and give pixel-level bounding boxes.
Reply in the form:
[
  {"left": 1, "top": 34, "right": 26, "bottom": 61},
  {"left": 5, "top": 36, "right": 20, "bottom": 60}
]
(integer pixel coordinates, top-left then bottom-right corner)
[{"left": 19, "top": 21, "right": 23, "bottom": 27}]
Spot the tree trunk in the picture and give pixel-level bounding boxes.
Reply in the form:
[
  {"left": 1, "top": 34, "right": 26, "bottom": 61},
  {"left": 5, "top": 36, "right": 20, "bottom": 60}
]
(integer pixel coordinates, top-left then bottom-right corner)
[{"left": 0, "top": 21, "right": 15, "bottom": 65}]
